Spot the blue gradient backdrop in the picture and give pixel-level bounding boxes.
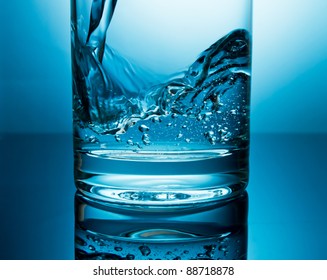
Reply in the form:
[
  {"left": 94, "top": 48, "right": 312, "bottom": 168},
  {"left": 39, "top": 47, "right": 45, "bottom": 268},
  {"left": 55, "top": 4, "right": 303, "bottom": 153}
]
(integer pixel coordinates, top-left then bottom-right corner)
[{"left": 1, "top": 0, "right": 327, "bottom": 260}]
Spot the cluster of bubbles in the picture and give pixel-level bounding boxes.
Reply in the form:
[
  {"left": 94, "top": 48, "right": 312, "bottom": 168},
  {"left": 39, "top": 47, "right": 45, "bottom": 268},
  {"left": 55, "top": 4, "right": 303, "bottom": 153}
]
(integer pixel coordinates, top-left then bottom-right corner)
[{"left": 75, "top": 229, "right": 244, "bottom": 260}]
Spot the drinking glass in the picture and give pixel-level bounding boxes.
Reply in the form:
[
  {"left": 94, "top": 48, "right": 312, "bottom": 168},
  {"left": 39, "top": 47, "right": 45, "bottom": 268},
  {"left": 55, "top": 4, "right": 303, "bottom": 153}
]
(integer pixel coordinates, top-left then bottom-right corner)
[{"left": 71, "top": 0, "right": 252, "bottom": 206}]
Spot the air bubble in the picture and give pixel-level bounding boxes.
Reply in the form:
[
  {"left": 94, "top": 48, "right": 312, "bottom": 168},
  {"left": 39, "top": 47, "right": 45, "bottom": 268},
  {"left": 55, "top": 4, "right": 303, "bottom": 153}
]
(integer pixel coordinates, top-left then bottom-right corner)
[
  {"left": 114, "top": 247, "right": 122, "bottom": 252},
  {"left": 205, "top": 131, "right": 217, "bottom": 145},
  {"left": 221, "top": 131, "right": 232, "bottom": 142},
  {"left": 88, "top": 245, "right": 95, "bottom": 251},
  {"left": 89, "top": 136, "right": 99, "bottom": 143},
  {"left": 115, "top": 135, "right": 122, "bottom": 142},
  {"left": 127, "top": 139, "right": 134, "bottom": 146},
  {"left": 185, "top": 138, "right": 191, "bottom": 143},
  {"left": 95, "top": 239, "right": 105, "bottom": 246},
  {"left": 139, "top": 245, "right": 151, "bottom": 256},
  {"left": 138, "top": 125, "right": 150, "bottom": 132},
  {"left": 204, "top": 245, "right": 216, "bottom": 258},
  {"left": 218, "top": 245, "right": 227, "bottom": 252},
  {"left": 177, "top": 133, "right": 183, "bottom": 139},
  {"left": 142, "top": 134, "right": 151, "bottom": 145},
  {"left": 126, "top": 254, "right": 135, "bottom": 260}
]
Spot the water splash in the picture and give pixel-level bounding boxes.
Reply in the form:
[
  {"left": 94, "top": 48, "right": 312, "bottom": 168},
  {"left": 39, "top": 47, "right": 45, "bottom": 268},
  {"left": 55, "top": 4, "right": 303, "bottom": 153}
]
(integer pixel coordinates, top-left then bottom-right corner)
[
  {"left": 86, "top": 0, "right": 118, "bottom": 62},
  {"left": 72, "top": 0, "right": 251, "bottom": 146}
]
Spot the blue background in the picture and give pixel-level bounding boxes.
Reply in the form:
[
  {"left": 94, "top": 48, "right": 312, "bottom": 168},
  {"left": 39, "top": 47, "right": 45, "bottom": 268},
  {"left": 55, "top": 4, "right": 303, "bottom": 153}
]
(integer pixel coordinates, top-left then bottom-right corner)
[{"left": 0, "top": 0, "right": 327, "bottom": 260}]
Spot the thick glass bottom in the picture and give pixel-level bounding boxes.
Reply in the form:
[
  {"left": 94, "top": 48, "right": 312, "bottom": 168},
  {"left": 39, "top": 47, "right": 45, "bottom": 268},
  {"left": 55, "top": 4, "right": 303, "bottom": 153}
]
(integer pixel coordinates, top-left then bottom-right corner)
[{"left": 74, "top": 148, "right": 248, "bottom": 206}]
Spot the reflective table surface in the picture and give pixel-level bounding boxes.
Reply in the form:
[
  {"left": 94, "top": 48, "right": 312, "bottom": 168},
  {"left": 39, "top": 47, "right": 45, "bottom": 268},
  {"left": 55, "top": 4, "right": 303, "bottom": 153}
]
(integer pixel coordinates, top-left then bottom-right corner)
[{"left": 0, "top": 133, "right": 326, "bottom": 259}]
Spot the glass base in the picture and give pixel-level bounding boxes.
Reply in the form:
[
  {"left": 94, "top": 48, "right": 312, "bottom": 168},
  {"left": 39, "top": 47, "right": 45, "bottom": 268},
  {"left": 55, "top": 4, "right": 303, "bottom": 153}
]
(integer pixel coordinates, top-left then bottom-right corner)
[{"left": 75, "top": 148, "right": 248, "bottom": 206}]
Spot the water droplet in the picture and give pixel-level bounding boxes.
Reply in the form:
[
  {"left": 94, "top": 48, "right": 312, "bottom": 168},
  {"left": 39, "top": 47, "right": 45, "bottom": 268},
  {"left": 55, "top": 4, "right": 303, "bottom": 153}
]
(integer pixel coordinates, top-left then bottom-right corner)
[
  {"left": 127, "top": 139, "right": 134, "bottom": 146},
  {"left": 183, "top": 250, "right": 189, "bottom": 254},
  {"left": 89, "top": 135, "right": 99, "bottom": 143},
  {"left": 95, "top": 239, "right": 105, "bottom": 246},
  {"left": 135, "top": 142, "right": 142, "bottom": 149},
  {"left": 204, "top": 245, "right": 216, "bottom": 258},
  {"left": 115, "top": 135, "right": 122, "bottom": 142},
  {"left": 182, "top": 125, "right": 187, "bottom": 129},
  {"left": 205, "top": 131, "right": 217, "bottom": 145},
  {"left": 177, "top": 133, "right": 183, "bottom": 139},
  {"left": 88, "top": 245, "right": 95, "bottom": 251},
  {"left": 167, "top": 123, "right": 172, "bottom": 127},
  {"left": 138, "top": 124, "right": 150, "bottom": 132},
  {"left": 139, "top": 245, "right": 151, "bottom": 256},
  {"left": 231, "top": 46, "right": 240, "bottom": 52},
  {"left": 204, "top": 245, "right": 216, "bottom": 251},
  {"left": 126, "top": 254, "right": 135, "bottom": 260},
  {"left": 218, "top": 245, "right": 227, "bottom": 252},
  {"left": 142, "top": 134, "right": 151, "bottom": 145},
  {"left": 171, "top": 113, "right": 178, "bottom": 119},
  {"left": 185, "top": 138, "right": 191, "bottom": 143},
  {"left": 221, "top": 131, "right": 232, "bottom": 142},
  {"left": 131, "top": 192, "right": 140, "bottom": 200},
  {"left": 230, "top": 109, "right": 237, "bottom": 115},
  {"left": 114, "top": 247, "right": 122, "bottom": 252}
]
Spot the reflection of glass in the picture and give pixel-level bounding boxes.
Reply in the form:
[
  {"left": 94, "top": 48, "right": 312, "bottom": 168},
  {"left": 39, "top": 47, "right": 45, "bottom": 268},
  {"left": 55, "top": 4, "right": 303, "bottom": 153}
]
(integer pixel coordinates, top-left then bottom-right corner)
[
  {"left": 75, "top": 191, "right": 248, "bottom": 260},
  {"left": 71, "top": 0, "right": 252, "bottom": 205}
]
